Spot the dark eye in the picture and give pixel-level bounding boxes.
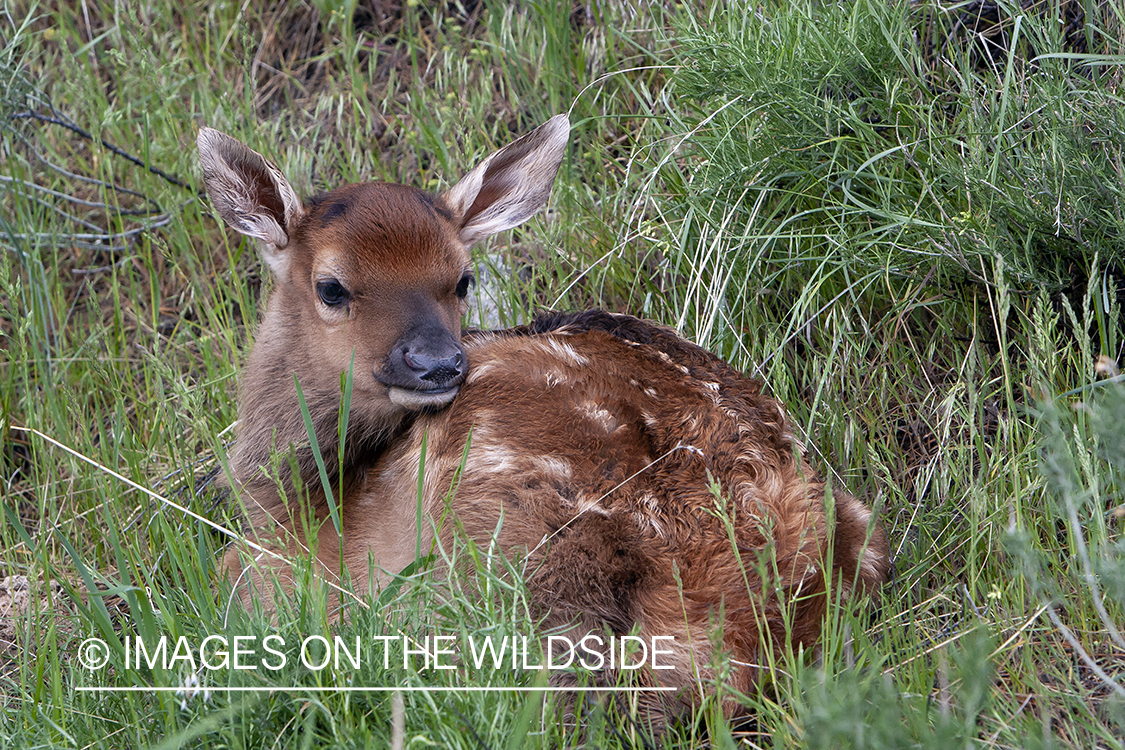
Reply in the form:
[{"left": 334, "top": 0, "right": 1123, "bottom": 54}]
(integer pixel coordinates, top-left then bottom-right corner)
[
  {"left": 455, "top": 272, "right": 475, "bottom": 300},
  {"left": 316, "top": 279, "right": 350, "bottom": 307}
]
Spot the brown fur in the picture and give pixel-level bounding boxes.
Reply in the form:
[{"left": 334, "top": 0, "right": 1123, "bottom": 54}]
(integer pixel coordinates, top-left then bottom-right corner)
[
  {"left": 199, "top": 116, "right": 890, "bottom": 729},
  {"left": 228, "top": 182, "right": 469, "bottom": 527}
]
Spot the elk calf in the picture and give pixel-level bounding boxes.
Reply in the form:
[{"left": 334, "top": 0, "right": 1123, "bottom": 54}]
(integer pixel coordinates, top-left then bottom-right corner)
[{"left": 199, "top": 116, "right": 890, "bottom": 725}]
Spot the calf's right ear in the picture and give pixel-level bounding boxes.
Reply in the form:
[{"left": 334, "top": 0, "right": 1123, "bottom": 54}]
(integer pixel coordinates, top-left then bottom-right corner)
[{"left": 197, "top": 127, "right": 304, "bottom": 279}]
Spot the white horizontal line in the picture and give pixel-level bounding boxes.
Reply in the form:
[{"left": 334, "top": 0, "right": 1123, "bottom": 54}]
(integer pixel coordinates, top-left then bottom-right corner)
[{"left": 76, "top": 686, "right": 676, "bottom": 693}]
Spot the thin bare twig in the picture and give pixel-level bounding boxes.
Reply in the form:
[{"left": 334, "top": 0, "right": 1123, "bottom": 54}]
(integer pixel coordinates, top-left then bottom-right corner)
[
  {"left": 10, "top": 110, "right": 194, "bottom": 191},
  {"left": 1045, "top": 602, "right": 1125, "bottom": 699},
  {"left": 10, "top": 127, "right": 160, "bottom": 204},
  {"left": 71, "top": 257, "right": 134, "bottom": 276},
  {"left": 0, "top": 173, "right": 163, "bottom": 215},
  {"left": 1, "top": 213, "right": 173, "bottom": 248}
]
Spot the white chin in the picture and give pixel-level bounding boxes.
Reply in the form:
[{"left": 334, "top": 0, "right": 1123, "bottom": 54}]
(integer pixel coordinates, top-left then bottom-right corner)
[{"left": 387, "top": 386, "right": 459, "bottom": 410}]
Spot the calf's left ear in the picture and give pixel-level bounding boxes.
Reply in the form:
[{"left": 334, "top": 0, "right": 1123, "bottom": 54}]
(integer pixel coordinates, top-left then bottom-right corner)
[{"left": 441, "top": 114, "right": 570, "bottom": 247}]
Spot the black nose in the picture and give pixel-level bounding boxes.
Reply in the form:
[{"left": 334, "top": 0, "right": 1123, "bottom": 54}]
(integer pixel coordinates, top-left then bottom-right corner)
[
  {"left": 404, "top": 347, "right": 465, "bottom": 384},
  {"left": 380, "top": 323, "right": 467, "bottom": 394}
]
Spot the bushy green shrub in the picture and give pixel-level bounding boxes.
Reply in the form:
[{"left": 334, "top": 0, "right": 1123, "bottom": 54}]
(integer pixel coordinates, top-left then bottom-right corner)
[{"left": 660, "top": 0, "right": 1124, "bottom": 314}]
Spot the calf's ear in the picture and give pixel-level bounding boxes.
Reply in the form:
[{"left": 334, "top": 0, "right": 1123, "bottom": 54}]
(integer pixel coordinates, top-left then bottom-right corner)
[
  {"left": 197, "top": 127, "right": 304, "bottom": 279},
  {"left": 441, "top": 114, "right": 570, "bottom": 247}
]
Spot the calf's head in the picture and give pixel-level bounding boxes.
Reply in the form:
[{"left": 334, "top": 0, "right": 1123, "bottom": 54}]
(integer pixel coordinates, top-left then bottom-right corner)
[{"left": 198, "top": 116, "right": 569, "bottom": 491}]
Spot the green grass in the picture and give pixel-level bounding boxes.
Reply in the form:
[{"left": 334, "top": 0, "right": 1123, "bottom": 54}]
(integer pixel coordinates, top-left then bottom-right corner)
[{"left": 2, "top": 0, "right": 1123, "bottom": 747}]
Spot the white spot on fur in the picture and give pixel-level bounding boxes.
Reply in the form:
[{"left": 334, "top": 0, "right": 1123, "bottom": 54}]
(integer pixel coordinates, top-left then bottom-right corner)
[
  {"left": 471, "top": 419, "right": 493, "bottom": 441},
  {"left": 577, "top": 401, "right": 616, "bottom": 431},
  {"left": 475, "top": 443, "right": 519, "bottom": 474},
  {"left": 531, "top": 455, "right": 572, "bottom": 481},
  {"left": 542, "top": 338, "right": 588, "bottom": 368},
  {"left": 654, "top": 350, "right": 690, "bottom": 375},
  {"left": 634, "top": 493, "right": 665, "bottom": 538},
  {"left": 542, "top": 368, "right": 564, "bottom": 388},
  {"left": 643, "top": 387, "right": 658, "bottom": 399},
  {"left": 575, "top": 495, "right": 610, "bottom": 517},
  {"left": 465, "top": 362, "right": 498, "bottom": 384}
]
